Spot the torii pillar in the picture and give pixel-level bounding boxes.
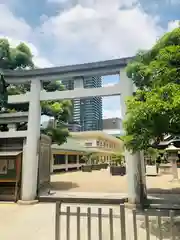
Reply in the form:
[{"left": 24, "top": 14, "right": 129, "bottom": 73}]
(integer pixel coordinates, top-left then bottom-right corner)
[
  {"left": 119, "top": 68, "right": 147, "bottom": 208},
  {"left": 18, "top": 80, "right": 42, "bottom": 204}
]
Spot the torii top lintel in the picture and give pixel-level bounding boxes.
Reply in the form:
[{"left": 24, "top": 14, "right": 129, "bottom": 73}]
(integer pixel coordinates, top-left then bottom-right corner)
[{"left": 2, "top": 57, "right": 133, "bottom": 84}]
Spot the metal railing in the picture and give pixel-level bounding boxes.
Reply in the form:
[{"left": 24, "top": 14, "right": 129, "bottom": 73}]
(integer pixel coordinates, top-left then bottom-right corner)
[{"left": 55, "top": 201, "right": 179, "bottom": 240}]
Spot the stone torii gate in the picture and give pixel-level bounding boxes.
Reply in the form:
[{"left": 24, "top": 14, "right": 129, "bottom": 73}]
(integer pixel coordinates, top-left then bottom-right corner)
[{"left": 3, "top": 57, "right": 147, "bottom": 206}]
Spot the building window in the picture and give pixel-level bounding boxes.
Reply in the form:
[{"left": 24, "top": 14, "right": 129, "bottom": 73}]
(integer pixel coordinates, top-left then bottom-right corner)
[
  {"left": 54, "top": 154, "right": 65, "bottom": 165},
  {"left": 85, "top": 142, "right": 93, "bottom": 147},
  {"left": 68, "top": 155, "right": 77, "bottom": 164}
]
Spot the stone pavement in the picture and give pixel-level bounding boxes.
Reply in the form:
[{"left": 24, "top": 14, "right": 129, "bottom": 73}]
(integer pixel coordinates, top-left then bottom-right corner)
[
  {"left": 50, "top": 168, "right": 180, "bottom": 194},
  {"left": 0, "top": 202, "right": 175, "bottom": 240}
]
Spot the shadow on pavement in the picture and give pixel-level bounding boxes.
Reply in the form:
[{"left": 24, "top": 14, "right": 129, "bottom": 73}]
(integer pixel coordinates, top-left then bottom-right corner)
[
  {"left": 139, "top": 216, "right": 180, "bottom": 239},
  {"left": 148, "top": 187, "right": 180, "bottom": 195},
  {"left": 50, "top": 181, "right": 79, "bottom": 191}
]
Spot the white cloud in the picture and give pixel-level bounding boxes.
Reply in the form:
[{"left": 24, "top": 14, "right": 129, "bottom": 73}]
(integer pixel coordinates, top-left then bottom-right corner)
[
  {"left": 103, "top": 95, "right": 121, "bottom": 119},
  {"left": 33, "top": 57, "right": 54, "bottom": 68},
  {"left": 103, "top": 109, "right": 121, "bottom": 119},
  {"left": 169, "top": 0, "right": 180, "bottom": 5},
  {"left": 48, "top": 0, "right": 138, "bottom": 8},
  {"left": 103, "top": 82, "right": 117, "bottom": 87},
  {"left": 0, "top": 3, "right": 53, "bottom": 68},
  {"left": 167, "top": 20, "right": 179, "bottom": 31},
  {"left": 102, "top": 81, "right": 121, "bottom": 119},
  {"left": 0, "top": 4, "right": 31, "bottom": 40},
  {"left": 41, "top": 1, "right": 163, "bottom": 65},
  {"left": 48, "top": 0, "right": 68, "bottom": 3}
]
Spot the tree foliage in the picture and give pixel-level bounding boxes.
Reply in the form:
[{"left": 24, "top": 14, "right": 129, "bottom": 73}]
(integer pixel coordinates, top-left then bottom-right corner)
[
  {"left": 126, "top": 28, "right": 180, "bottom": 89},
  {"left": 0, "top": 74, "right": 8, "bottom": 110},
  {"left": 0, "top": 39, "right": 34, "bottom": 70},
  {"left": 145, "top": 147, "right": 160, "bottom": 162},
  {"left": 81, "top": 153, "right": 98, "bottom": 164},
  {"left": 124, "top": 27, "right": 180, "bottom": 152},
  {"left": 111, "top": 152, "right": 124, "bottom": 166},
  {"left": 0, "top": 38, "right": 72, "bottom": 144}
]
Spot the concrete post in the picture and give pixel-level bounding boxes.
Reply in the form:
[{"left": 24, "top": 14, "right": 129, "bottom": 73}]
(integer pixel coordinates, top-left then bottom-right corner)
[
  {"left": 77, "top": 155, "right": 80, "bottom": 170},
  {"left": 125, "top": 150, "right": 147, "bottom": 206},
  {"left": 65, "top": 155, "right": 68, "bottom": 171},
  {"left": 20, "top": 80, "right": 41, "bottom": 203},
  {"left": 119, "top": 69, "right": 147, "bottom": 207},
  {"left": 171, "top": 159, "right": 178, "bottom": 180},
  {"left": 51, "top": 153, "right": 54, "bottom": 173},
  {"left": 119, "top": 68, "right": 134, "bottom": 119}
]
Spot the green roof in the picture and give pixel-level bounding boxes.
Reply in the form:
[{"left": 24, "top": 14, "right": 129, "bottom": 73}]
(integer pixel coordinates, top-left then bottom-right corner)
[
  {"left": 52, "top": 137, "right": 116, "bottom": 155},
  {"left": 51, "top": 138, "right": 93, "bottom": 153}
]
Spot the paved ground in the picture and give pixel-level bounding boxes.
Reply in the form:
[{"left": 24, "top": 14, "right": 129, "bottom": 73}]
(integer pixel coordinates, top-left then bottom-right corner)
[
  {"left": 1, "top": 202, "right": 179, "bottom": 240},
  {"left": 50, "top": 167, "right": 180, "bottom": 194},
  {"left": 1, "top": 167, "right": 180, "bottom": 240}
]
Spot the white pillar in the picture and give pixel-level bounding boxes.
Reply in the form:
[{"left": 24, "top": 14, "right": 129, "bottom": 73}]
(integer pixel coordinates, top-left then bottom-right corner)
[
  {"left": 77, "top": 155, "right": 80, "bottom": 170},
  {"left": 51, "top": 153, "right": 54, "bottom": 173},
  {"left": 65, "top": 155, "right": 68, "bottom": 171},
  {"left": 119, "top": 67, "right": 134, "bottom": 119},
  {"left": 126, "top": 150, "right": 147, "bottom": 205},
  {"left": 171, "top": 159, "right": 178, "bottom": 180},
  {"left": 119, "top": 68, "right": 147, "bottom": 206},
  {"left": 20, "top": 80, "right": 41, "bottom": 202}
]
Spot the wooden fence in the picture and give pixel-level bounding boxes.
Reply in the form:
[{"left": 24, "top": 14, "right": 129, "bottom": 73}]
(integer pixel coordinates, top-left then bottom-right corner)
[{"left": 55, "top": 202, "right": 179, "bottom": 240}]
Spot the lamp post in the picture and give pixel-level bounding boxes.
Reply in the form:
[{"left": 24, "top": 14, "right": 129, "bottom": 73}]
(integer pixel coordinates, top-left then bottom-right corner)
[{"left": 165, "top": 143, "right": 180, "bottom": 181}]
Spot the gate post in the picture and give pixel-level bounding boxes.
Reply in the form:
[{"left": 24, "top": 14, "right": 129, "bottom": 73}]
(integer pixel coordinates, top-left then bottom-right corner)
[
  {"left": 125, "top": 150, "right": 147, "bottom": 208},
  {"left": 119, "top": 69, "right": 147, "bottom": 208},
  {"left": 19, "top": 79, "right": 41, "bottom": 203}
]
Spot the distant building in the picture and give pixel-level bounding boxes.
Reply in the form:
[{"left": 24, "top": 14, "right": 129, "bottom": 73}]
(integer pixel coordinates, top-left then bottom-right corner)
[
  {"left": 103, "top": 117, "right": 124, "bottom": 137},
  {"left": 61, "top": 76, "right": 103, "bottom": 131},
  {"left": 67, "top": 122, "right": 81, "bottom": 132},
  {"left": 103, "top": 117, "right": 122, "bottom": 130},
  {"left": 41, "top": 118, "right": 81, "bottom": 132},
  {"left": 41, "top": 118, "right": 56, "bottom": 129},
  {"left": 51, "top": 131, "right": 123, "bottom": 172}
]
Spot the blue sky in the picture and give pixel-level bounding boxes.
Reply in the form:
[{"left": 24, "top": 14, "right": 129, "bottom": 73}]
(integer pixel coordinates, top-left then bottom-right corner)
[{"left": 0, "top": 0, "right": 179, "bottom": 119}]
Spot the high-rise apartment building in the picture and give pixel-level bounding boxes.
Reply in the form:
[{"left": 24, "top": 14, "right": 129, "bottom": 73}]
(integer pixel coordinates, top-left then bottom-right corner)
[{"left": 61, "top": 76, "right": 103, "bottom": 131}]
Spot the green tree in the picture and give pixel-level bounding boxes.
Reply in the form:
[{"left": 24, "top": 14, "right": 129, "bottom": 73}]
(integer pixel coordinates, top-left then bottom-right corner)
[
  {"left": 0, "top": 38, "right": 72, "bottom": 144},
  {"left": 126, "top": 27, "right": 180, "bottom": 89},
  {"left": 0, "top": 74, "right": 8, "bottom": 110},
  {"left": 81, "top": 152, "right": 99, "bottom": 165},
  {"left": 111, "top": 152, "right": 124, "bottom": 166},
  {"left": 145, "top": 147, "right": 160, "bottom": 164},
  {"left": 124, "top": 27, "right": 180, "bottom": 152}
]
